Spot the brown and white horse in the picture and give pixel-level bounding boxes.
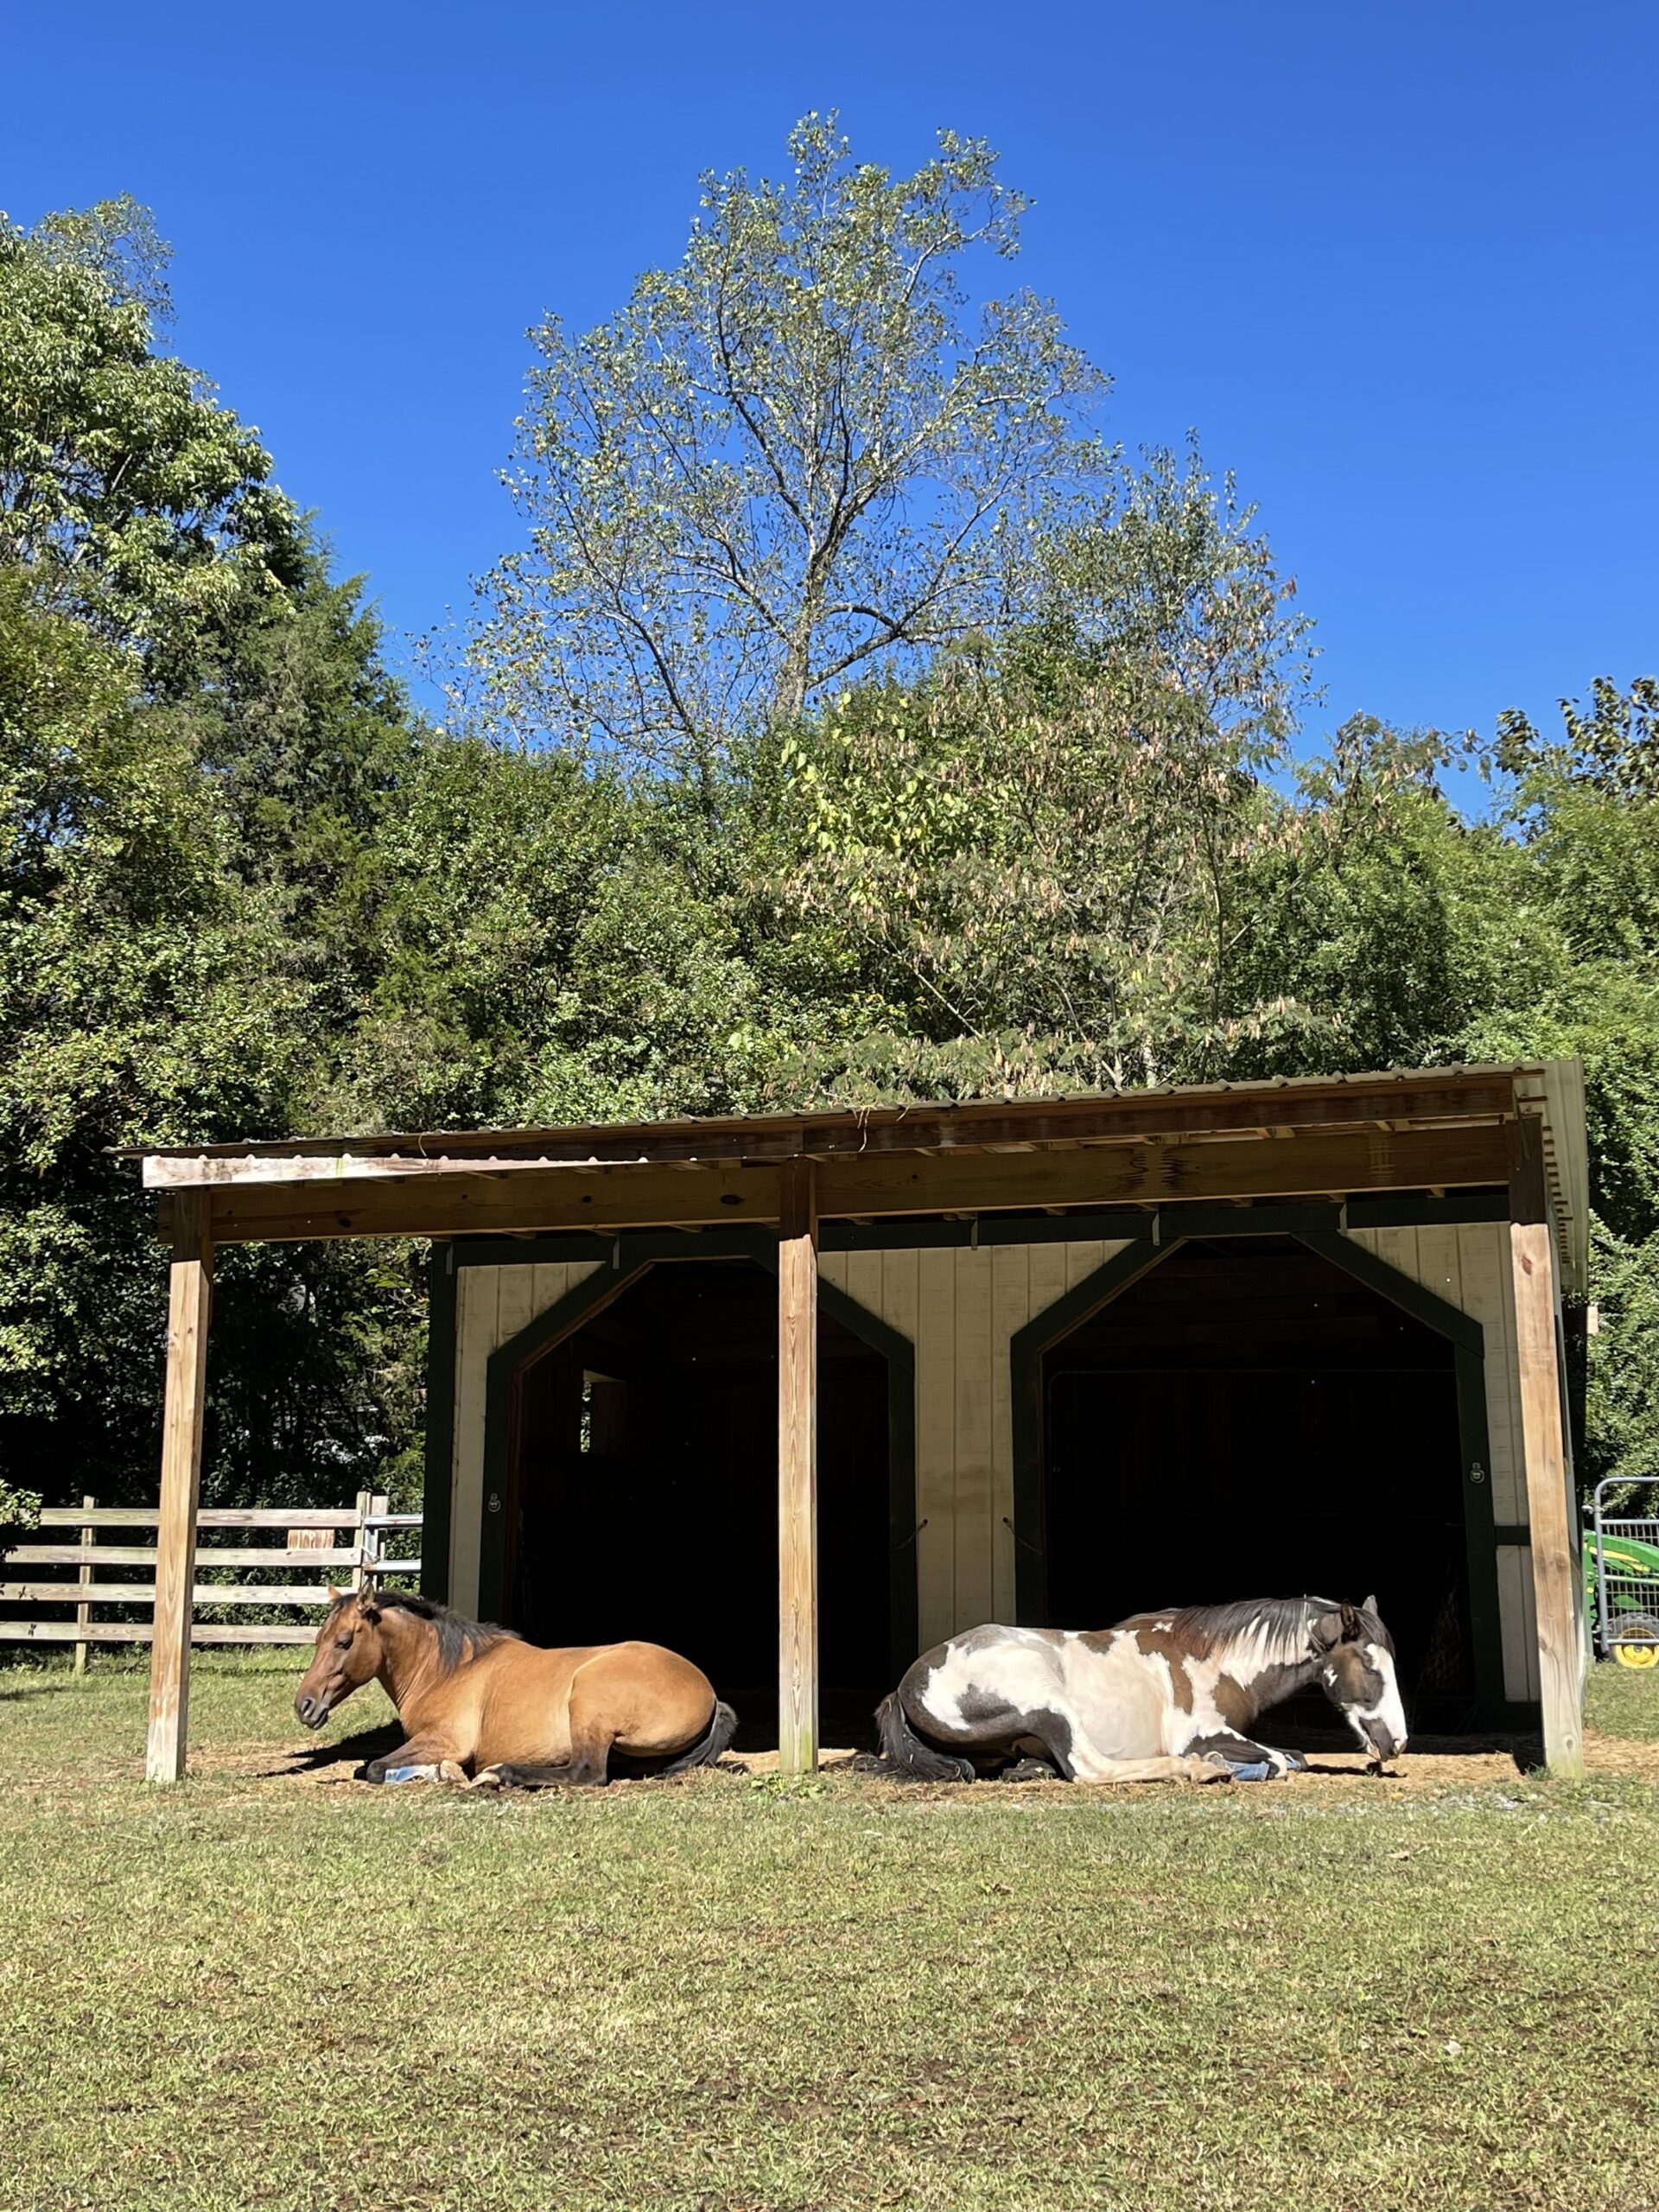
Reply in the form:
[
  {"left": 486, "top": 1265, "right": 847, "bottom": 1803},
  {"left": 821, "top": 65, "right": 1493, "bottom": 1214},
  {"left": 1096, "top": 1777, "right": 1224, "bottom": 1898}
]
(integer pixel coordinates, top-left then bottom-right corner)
[
  {"left": 876, "top": 1596, "right": 1407, "bottom": 1783},
  {"left": 294, "top": 1589, "right": 737, "bottom": 1786}
]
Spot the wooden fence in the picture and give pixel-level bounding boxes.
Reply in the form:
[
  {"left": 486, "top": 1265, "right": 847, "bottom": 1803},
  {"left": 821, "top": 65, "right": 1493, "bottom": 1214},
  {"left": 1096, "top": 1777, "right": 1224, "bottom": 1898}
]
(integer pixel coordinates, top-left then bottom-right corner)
[{"left": 0, "top": 1492, "right": 422, "bottom": 1665}]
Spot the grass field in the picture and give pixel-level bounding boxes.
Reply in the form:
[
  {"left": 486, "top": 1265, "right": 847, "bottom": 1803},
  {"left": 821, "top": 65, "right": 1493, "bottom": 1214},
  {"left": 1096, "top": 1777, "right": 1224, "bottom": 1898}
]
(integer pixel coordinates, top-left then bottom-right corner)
[{"left": 3, "top": 1660, "right": 1658, "bottom": 2212}]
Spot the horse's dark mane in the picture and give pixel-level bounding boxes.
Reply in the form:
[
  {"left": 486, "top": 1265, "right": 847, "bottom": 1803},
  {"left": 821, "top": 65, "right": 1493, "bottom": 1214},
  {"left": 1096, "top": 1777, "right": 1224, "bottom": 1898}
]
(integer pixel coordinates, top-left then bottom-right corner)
[
  {"left": 1134, "top": 1594, "right": 1393, "bottom": 1662},
  {"left": 331, "top": 1589, "right": 520, "bottom": 1675}
]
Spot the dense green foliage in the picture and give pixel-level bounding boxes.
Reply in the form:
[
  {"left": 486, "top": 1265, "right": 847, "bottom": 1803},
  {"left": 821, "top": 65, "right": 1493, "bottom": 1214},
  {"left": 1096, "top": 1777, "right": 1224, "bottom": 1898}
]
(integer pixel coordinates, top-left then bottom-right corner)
[{"left": 3, "top": 135, "right": 1656, "bottom": 1521}]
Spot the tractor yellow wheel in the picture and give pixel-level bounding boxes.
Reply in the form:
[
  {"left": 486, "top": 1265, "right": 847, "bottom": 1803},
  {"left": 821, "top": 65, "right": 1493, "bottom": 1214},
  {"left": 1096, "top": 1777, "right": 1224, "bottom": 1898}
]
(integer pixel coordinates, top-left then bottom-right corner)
[{"left": 1615, "top": 1639, "right": 1659, "bottom": 1669}]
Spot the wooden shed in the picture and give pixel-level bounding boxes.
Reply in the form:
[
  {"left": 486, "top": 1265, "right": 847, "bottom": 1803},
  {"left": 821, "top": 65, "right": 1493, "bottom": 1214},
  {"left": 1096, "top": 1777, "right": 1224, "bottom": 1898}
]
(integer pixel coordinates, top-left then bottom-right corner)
[{"left": 133, "top": 1059, "right": 1591, "bottom": 1783}]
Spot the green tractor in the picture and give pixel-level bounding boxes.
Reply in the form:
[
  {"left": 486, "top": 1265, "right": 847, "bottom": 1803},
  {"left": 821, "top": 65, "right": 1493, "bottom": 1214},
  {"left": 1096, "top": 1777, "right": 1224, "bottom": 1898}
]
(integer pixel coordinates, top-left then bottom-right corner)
[{"left": 1585, "top": 1507, "right": 1659, "bottom": 1668}]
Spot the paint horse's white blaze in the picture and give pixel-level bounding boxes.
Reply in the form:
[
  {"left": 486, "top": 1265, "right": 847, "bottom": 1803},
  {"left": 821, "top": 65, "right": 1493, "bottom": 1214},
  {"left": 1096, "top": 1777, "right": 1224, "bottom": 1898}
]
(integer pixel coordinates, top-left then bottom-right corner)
[
  {"left": 1337, "top": 1641, "right": 1408, "bottom": 1763},
  {"left": 875, "top": 1596, "right": 1406, "bottom": 1783}
]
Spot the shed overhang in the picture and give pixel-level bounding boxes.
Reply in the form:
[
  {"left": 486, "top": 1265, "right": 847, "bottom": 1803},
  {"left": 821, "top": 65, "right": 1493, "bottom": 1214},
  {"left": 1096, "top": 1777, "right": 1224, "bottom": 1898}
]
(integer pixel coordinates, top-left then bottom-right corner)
[{"left": 128, "top": 1060, "right": 1589, "bottom": 1292}]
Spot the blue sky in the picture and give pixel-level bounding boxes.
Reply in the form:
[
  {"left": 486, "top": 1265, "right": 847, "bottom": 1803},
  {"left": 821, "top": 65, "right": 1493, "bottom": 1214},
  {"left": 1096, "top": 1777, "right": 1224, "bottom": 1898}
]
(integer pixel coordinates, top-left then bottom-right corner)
[{"left": 9, "top": 3, "right": 1656, "bottom": 761}]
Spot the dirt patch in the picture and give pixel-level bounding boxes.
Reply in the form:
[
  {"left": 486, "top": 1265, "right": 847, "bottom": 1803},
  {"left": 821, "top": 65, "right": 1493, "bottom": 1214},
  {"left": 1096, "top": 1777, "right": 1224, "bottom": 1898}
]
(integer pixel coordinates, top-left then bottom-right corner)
[{"left": 193, "top": 1728, "right": 1659, "bottom": 1796}]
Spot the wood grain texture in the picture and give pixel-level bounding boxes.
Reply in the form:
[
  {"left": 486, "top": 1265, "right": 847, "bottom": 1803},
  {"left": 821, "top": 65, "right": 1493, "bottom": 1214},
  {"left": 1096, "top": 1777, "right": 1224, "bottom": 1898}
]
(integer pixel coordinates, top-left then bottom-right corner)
[
  {"left": 914, "top": 1248, "right": 957, "bottom": 1649},
  {"left": 777, "top": 1160, "right": 818, "bottom": 1776},
  {"left": 951, "top": 1253, "right": 995, "bottom": 1630},
  {"left": 1510, "top": 1218, "right": 1582, "bottom": 1770},
  {"left": 181, "top": 1124, "right": 1512, "bottom": 1243},
  {"left": 145, "top": 1192, "right": 212, "bottom": 1783}
]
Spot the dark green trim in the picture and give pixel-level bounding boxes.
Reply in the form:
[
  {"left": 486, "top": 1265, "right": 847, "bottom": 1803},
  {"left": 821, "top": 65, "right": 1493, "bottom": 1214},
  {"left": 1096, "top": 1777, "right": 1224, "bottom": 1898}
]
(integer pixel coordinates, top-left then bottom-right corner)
[
  {"left": 478, "top": 1260, "right": 652, "bottom": 1621},
  {"left": 1008, "top": 1236, "right": 1166, "bottom": 1624},
  {"left": 1007, "top": 1226, "right": 1510, "bottom": 1726},
  {"left": 445, "top": 1192, "right": 1510, "bottom": 1273},
  {"left": 1295, "top": 1232, "right": 1483, "bottom": 1352},
  {"left": 420, "top": 1243, "right": 457, "bottom": 1605},
  {"left": 475, "top": 1250, "right": 920, "bottom": 1674},
  {"left": 1348, "top": 1192, "right": 1509, "bottom": 1229}
]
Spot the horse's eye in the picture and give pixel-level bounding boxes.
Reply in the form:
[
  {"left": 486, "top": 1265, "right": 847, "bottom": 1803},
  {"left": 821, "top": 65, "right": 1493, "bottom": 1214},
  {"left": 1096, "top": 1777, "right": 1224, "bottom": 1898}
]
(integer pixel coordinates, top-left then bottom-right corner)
[{"left": 334, "top": 1633, "right": 354, "bottom": 1651}]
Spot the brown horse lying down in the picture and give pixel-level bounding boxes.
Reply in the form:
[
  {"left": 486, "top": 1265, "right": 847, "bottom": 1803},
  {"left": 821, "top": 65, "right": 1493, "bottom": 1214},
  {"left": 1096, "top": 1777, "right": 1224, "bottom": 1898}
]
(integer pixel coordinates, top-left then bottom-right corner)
[{"left": 294, "top": 1589, "right": 737, "bottom": 1786}]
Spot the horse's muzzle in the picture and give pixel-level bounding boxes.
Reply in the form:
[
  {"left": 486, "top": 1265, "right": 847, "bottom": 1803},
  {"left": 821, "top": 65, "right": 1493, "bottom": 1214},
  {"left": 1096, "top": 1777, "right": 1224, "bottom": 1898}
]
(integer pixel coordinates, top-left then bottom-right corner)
[
  {"left": 1363, "top": 1719, "right": 1406, "bottom": 1761},
  {"left": 294, "top": 1692, "right": 328, "bottom": 1730}
]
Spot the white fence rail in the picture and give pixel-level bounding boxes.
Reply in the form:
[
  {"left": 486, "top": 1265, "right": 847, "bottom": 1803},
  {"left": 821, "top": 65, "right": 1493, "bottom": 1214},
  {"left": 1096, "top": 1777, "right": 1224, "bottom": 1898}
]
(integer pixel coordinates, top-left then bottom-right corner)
[{"left": 0, "top": 1491, "right": 423, "bottom": 1662}]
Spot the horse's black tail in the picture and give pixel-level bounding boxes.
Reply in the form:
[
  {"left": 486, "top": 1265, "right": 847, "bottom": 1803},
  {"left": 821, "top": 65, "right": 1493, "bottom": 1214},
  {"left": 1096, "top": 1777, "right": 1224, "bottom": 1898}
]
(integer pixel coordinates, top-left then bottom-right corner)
[
  {"left": 874, "top": 1691, "right": 976, "bottom": 1782},
  {"left": 661, "top": 1699, "right": 740, "bottom": 1778}
]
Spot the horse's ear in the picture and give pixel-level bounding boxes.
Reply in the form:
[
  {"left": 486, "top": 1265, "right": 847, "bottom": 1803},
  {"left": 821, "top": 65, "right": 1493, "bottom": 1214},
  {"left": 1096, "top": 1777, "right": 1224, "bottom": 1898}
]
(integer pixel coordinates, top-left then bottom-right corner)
[
  {"left": 356, "top": 1588, "right": 382, "bottom": 1624},
  {"left": 1311, "top": 1608, "right": 1343, "bottom": 1652},
  {"left": 1339, "top": 1601, "right": 1362, "bottom": 1641},
  {"left": 327, "top": 1585, "right": 346, "bottom": 1605},
  {"left": 1362, "top": 1593, "right": 1378, "bottom": 1617}
]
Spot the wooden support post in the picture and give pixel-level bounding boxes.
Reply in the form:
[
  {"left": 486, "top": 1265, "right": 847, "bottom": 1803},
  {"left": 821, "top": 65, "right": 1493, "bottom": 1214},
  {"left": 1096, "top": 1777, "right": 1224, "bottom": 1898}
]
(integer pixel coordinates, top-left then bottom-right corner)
[
  {"left": 778, "top": 1158, "right": 818, "bottom": 1777},
  {"left": 351, "top": 1489, "right": 375, "bottom": 1592},
  {"left": 145, "top": 1193, "right": 213, "bottom": 1784},
  {"left": 73, "top": 1496, "right": 96, "bottom": 1675},
  {"left": 1510, "top": 1116, "right": 1583, "bottom": 1775}
]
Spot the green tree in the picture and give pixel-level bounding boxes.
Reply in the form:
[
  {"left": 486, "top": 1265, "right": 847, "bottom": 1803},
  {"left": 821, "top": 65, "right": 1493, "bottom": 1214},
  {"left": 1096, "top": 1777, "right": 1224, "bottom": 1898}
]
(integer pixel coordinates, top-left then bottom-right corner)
[
  {"left": 467, "top": 115, "right": 1109, "bottom": 773},
  {"left": 0, "top": 197, "right": 302, "bottom": 666}
]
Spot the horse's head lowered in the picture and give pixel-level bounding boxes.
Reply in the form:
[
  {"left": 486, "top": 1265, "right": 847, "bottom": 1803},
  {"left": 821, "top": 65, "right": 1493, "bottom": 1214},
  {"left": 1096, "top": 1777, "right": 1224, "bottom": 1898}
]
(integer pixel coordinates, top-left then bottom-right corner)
[
  {"left": 293, "top": 1588, "right": 387, "bottom": 1729},
  {"left": 1311, "top": 1596, "right": 1407, "bottom": 1761}
]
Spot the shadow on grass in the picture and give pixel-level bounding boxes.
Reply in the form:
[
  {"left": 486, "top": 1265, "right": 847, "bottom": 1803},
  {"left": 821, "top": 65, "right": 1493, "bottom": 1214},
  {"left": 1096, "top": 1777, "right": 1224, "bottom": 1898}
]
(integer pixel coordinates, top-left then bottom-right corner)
[{"left": 254, "top": 1720, "right": 403, "bottom": 1779}]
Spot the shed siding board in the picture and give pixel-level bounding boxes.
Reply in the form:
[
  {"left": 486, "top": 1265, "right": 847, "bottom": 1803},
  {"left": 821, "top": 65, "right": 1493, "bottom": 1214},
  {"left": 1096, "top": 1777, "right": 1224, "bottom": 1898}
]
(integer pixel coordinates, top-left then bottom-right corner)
[
  {"left": 915, "top": 1249, "right": 958, "bottom": 1649},
  {"left": 953, "top": 1252, "right": 995, "bottom": 1628},
  {"left": 990, "top": 1244, "right": 1029, "bottom": 1619},
  {"left": 1497, "top": 1545, "right": 1542, "bottom": 1701},
  {"left": 449, "top": 1261, "right": 599, "bottom": 1617}
]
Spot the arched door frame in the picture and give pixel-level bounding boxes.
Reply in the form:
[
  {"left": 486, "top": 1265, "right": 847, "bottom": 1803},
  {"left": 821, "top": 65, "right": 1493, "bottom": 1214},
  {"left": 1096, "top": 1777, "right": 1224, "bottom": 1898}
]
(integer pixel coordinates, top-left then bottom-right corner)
[
  {"left": 474, "top": 1239, "right": 918, "bottom": 1674},
  {"left": 1009, "top": 1224, "right": 1504, "bottom": 1724}
]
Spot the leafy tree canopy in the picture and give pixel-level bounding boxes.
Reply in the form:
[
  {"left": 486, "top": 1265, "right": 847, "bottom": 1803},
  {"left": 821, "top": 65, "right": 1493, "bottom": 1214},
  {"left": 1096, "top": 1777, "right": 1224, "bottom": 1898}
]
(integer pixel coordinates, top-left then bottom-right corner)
[
  {"left": 466, "top": 115, "right": 1111, "bottom": 772},
  {"left": 0, "top": 196, "right": 302, "bottom": 670}
]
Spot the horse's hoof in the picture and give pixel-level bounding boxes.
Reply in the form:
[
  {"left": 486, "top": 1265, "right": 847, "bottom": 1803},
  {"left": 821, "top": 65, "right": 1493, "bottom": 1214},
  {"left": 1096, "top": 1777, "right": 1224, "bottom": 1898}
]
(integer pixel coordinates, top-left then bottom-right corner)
[
  {"left": 466, "top": 1766, "right": 505, "bottom": 1791},
  {"left": 1001, "top": 1758, "right": 1058, "bottom": 1783},
  {"left": 1189, "top": 1754, "right": 1235, "bottom": 1783},
  {"left": 436, "top": 1760, "right": 470, "bottom": 1786}
]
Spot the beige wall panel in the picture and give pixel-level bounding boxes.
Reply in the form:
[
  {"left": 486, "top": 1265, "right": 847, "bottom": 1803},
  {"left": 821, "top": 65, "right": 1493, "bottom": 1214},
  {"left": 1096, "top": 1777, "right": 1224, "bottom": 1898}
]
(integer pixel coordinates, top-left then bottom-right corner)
[
  {"left": 449, "top": 1269, "right": 497, "bottom": 1615},
  {"left": 951, "top": 1251, "right": 996, "bottom": 1629},
  {"left": 1496, "top": 1545, "right": 1542, "bottom": 1702},
  {"left": 914, "top": 1249, "right": 958, "bottom": 1649},
  {"left": 989, "top": 1244, "right": 1030, "bottom": 1619}
]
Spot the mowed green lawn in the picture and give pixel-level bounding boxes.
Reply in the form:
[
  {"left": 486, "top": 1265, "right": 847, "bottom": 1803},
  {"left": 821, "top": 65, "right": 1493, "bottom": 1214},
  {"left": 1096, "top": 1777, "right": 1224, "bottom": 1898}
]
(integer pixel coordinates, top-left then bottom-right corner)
[{"left": 2, "top": 1661, "right": 1657, "bottom": 2212}]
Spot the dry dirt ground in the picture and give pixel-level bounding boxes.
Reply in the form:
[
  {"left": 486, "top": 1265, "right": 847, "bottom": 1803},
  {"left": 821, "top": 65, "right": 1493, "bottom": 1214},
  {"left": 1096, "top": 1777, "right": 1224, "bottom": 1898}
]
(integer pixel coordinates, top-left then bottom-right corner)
[{"left": 202, "top": 1724, "right": 1659, "bottom": 1795}]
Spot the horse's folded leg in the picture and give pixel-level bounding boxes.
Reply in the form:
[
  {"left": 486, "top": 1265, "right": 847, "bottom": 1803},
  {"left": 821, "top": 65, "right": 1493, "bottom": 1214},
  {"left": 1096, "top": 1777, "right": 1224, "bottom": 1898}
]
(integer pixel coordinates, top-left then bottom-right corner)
[
  {"left": 360, "top": 1738, "right": 457, "bottom": 1783},
  {"left": 1001, "top": 1757, "right": 1059, "bottom": 1783},
  {"left": 488, "top": 1758, "right": 609, "bottom": 1789},
  {"left": 1180, "top": 1753, "right": 1237, "bottom": 1783}
]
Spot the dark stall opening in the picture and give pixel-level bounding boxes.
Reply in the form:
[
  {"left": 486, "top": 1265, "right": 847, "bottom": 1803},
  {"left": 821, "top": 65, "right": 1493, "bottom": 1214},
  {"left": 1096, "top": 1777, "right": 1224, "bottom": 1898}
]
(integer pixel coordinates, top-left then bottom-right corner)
[
  {"left": 1039, "top": 1236, "right": 1475, "bottom": 1730},
  {"left": 506, "top": 1259, "right": 895, "bottom": 1751}
]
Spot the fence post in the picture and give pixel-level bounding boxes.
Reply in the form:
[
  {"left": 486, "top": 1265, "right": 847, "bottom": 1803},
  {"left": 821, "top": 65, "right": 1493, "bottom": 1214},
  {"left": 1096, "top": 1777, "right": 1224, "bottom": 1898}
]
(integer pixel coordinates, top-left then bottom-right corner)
[
  {"left": 351, "top": 1490, "right": 374, "bottom": 1592},
  {"left": 73, "top": 1496, "right": 96, "bottom": 1675},
  {"left": 370, "top": 1494, "right": 389, "bottom": 1585}
]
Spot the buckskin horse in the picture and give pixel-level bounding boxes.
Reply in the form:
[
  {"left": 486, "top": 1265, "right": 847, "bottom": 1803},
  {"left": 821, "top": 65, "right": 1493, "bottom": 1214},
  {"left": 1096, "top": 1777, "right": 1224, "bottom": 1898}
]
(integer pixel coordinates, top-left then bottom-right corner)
[
  {"left": 294, "top": 1588, "right": 738, "bottom": 1785},
  {"left": 876, "top": 1596, "right": 1407, "bottom": 1783}
]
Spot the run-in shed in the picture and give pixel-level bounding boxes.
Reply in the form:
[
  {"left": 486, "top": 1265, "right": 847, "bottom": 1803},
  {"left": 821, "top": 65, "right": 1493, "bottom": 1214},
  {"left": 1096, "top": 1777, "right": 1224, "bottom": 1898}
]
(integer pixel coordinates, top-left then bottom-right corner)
[{"left": 132, "top": 1059, "right": 1590, "bottom": 1781}]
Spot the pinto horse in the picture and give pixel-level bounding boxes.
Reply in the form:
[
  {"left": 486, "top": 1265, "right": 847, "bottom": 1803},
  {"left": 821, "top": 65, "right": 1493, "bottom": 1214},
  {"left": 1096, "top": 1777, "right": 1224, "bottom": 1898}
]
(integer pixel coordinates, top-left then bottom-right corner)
[
  {"left": 294, "top": 1589, "right": 737, "bottom": 1785},
  {"left": 876, "top": 1596, "right": 1407, "bottom": 1783}
]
